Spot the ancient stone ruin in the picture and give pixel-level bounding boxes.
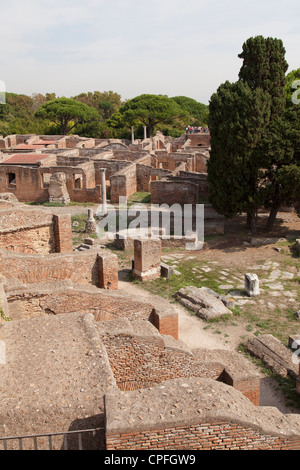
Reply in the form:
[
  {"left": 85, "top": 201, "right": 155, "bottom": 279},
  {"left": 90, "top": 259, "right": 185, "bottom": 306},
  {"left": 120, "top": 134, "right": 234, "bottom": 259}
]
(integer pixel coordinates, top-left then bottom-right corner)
[{"left": 0, "top": 132, "right": 300, "bottom": 451}]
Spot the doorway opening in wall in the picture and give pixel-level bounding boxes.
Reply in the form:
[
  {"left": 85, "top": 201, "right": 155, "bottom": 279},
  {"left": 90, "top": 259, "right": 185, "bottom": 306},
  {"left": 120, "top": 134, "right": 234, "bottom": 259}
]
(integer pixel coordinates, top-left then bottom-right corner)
[
  {"left": 7, "top": 173, "right": 16, "bottom": 186},
  {"left": 73, "top": 174, "right": 83, "bottom": 189}
]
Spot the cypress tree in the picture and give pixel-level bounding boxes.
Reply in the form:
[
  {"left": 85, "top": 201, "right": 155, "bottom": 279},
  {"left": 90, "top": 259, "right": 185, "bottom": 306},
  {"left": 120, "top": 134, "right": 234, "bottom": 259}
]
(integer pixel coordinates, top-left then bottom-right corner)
[
  {"left": 207, "top": 80, "right": 271, "bottom": 234},
  {"left": 238, "top": 35, "right": 288, "bottom": 119}
]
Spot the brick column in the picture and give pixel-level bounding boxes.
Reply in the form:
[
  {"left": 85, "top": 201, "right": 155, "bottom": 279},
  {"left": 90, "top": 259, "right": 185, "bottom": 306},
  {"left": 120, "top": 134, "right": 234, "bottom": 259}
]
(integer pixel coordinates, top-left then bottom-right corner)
[
  {"left": 53, "top": 214, "right": 73, "bottom": 253},
  {"left": 153, "top": 309, "right": 178, "bottom": 340},
  {"left": 133, "top": 238, "right": 161, "bottom": 282},
  {"left": 98, "top": 252, "right": 118, "bottom": 289},
  {"left": 222, "top": 369, "right": 261, "bottom": 406}
]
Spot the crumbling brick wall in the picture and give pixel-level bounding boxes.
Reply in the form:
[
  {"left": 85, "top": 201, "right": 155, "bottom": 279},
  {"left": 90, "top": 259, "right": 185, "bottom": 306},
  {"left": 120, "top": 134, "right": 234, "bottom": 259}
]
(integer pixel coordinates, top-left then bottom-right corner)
[
  {"left": 0, "top": 210, "right": 72, "bottom": 254},
  {"left": 106, "top": 422, "right": 300, "bottom": 450},
  {"left": 0, "top": 249, "right": 117, "bottom": 288},
  {"left": 99, "top": 321, "right": 227, "bottom": 392},
  {"left": 105, "top": 377, "right": 300, "bottom": 450}
]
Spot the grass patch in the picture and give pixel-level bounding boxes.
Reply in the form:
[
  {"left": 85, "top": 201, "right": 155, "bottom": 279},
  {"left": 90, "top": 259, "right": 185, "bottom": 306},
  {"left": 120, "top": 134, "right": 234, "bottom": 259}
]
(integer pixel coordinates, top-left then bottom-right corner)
[
  {"left": 0, "top": 307, "right": 12, "bottom": 322},
  {"left": 128, "top": 192, "right": 151, "bottom": 204}
]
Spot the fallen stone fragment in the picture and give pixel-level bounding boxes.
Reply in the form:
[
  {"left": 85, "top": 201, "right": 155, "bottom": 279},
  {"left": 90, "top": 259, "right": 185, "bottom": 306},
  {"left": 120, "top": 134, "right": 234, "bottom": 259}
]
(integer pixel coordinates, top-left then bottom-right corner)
[
  {"left": 245, "top": 334, "right": 298, "bottom": 379},
  {"left": 174, "top": 286, "right": 232, "bottom": 321}
]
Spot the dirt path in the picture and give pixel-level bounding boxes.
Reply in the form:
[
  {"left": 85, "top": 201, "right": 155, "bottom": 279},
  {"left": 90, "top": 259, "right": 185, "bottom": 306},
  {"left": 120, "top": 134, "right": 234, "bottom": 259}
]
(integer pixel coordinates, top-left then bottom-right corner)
[{"left": 117, "top": 269, "right": 300, "bottom": 415}]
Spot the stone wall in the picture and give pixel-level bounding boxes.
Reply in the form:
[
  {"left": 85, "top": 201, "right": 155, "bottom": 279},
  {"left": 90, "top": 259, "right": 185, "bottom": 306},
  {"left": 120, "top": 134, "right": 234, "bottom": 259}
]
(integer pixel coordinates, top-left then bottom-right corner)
[
  {"left": 6, "top": 287, "right": 155, "bottom": 322},
  {"left": 98, "top": 320, "right": 223, "bottom": 392},
  {"left": 0, "top": 209, "right": 72, "bottom": 254},
  {"left": 0, "top": 249, "right": 118, "bottom": 289},
  {"left": 151, "top": 179, "right": 199, "bottom": 205},
  {"left": 105, "top": 377, "right": 300, "bottom": 450}
]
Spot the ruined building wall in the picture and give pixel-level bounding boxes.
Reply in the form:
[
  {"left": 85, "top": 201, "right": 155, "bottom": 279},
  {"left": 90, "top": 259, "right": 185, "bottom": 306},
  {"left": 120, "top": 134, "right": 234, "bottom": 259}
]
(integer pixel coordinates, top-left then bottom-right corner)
[
  {"left": 0, "top": 210, "right": 72, "bottom": 254},
  {"left": 105, "top": 378, "right": 300, "bottom": 450},
  {"left": 110, "top": 154, "right": 152, "bottom": 203},
  {"left": 0, "top": 249, "right": 116, "bottom": 287},
  {"left": 151, "top": 179, "right": 199, "bottom": 205}
]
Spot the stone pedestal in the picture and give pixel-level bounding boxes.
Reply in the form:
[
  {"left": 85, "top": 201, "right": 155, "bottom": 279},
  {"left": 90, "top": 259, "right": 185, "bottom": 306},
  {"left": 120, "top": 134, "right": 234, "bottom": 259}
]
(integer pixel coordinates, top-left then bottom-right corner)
[
  {"left": 85, "top": 209, "right": 97, "bottom": 234},
  {"left": 245, "top": 273, "right": 260, "bottom": 297},
  {"left": 133, "top": 238, "right": 161, "bottom": 282}
]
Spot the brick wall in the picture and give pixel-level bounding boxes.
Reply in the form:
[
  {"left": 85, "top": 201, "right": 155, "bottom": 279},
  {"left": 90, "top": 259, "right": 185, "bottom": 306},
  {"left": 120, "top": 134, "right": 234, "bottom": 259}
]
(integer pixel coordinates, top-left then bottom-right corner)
[
  {"left": 100, "top": 330, "right": 225, "bottom": 392},
  {"left": 153, "top": 310, "right": 178, "bottom": 340},
  {"left": 0, "top": 225, "right": 56, "bottom": 254},
  {"left": 0, "top": 249, "right": 117, "bottom": 288},
  {"left": 105, "top": 376, "right": 300, "bottom": 450},
  {"left": 151, "top": 180, "right": 199, "bottom": 205},
  {"left": 106, "top": 421, "right": 300, "bottom": 450},
  {"left": 133, "top": 238, "right": 161, "bottom": 281},
  {"left": 0, "top": 210, "right": 72, "bottom": 254},
  {"left": 97, "top": 252, "right": 119, "bottom": 290},
  {"left": 6, "top": 288, "right": 155, "bottom": 322}
]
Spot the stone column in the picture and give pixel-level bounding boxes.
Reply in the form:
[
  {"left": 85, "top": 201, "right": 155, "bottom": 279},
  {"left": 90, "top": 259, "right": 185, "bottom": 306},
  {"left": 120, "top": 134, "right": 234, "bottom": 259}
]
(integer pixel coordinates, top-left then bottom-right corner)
[
  {"left": 85, "top": 209, "right": 97, "bottom": 234},
  {"left": 143, "top": 126, "right": 147, "bottom": 140},
  {"left": 131, "top": 126, "right": 134, "bottom": 144},
  {"left": 100, "top": 168, "right": 107, "bottom": 215}
]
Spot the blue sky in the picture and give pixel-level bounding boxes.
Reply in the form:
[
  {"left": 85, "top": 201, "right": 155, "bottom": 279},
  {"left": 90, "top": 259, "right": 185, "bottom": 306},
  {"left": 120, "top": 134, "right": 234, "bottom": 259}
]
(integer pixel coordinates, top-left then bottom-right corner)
[{"left": 1, "top": 0, "right": 299, "bottom": 104}]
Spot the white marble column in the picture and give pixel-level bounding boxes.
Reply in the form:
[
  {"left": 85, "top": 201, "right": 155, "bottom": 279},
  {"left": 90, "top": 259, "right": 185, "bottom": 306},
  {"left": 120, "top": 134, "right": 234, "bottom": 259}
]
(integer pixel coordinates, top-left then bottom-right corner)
[{"left": 100, "top": 168, "right": 107, "bottom": 215}]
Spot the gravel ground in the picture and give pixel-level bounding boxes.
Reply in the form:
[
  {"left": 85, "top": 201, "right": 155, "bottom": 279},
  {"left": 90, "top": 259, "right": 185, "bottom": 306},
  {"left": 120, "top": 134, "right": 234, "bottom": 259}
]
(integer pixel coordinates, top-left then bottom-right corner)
[{"left": 0, "top": 312, "right": 115, "bottom": 449}]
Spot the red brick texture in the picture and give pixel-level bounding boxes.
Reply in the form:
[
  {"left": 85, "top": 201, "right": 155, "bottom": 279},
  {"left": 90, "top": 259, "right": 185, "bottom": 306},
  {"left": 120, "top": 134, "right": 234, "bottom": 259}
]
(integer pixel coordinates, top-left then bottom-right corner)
[
  {"left": 153, "top": 310, "right": 178, "bottom": 340},
  {"left": 53, "top": 214, "right": 73, "bottom": 253},
  {"left": 97, "top": 252, "right": 119, "bottom": 290},
  {"left": 106, "top": 421, "right": 300, "bottom": 450}
]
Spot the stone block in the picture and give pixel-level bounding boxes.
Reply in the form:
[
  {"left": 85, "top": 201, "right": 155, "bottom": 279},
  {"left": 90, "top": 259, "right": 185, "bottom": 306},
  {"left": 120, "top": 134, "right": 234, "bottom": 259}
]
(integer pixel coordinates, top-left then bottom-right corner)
[
  {"left": 133, "top": 238, "right": 161, "bottom": 282},
  {"left": 160, "top": 262, "right": 174, "bottom": 279},
  {"left": 245, "top": 273, "right": 260, "bottom": 297},
  {"left": 174, "top": 286, "right": 232, "bottom": 321}
]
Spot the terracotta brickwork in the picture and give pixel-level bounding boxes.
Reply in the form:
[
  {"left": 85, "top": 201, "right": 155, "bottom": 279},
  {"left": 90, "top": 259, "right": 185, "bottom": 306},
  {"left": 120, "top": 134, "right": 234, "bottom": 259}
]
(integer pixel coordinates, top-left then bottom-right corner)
[
  {"left": 100, "top": 326, "right": 223, "bottom": 392},
  {"left": 133, "top": 238, "right": 161, "bottom": 281},
  {"left": 97, "top": 252, "right": 119, "bottom": 290},
  {"left": 53, "top": 214, "right": 73, "bottom": 253},
  {"left": 0, "top": 208, "right": 72, "bottom": 254},
  {"left": 106, "top": 422, "right": 300, "bottom": 450},
  {"left": 153, "top": 310, "right": 178, "bottom": 340},
  {"left": 105, "top": 377, "right": 300, "bottom": 450},
  {"left": 0, "top": 249, "right": 117, "bottom": 288}
]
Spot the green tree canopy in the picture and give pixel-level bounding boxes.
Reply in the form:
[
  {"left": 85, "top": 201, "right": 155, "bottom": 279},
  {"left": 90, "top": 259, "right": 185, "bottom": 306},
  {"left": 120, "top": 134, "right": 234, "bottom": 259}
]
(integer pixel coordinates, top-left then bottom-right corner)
[
  {"left": 207, "top": 80, "right": 271, "bottom": 234},
  {"left": 238, "top": 35, "right": 288, "bottom": 119},
  {"left": 72, "top": 90, "right": 123, "bottom": 121},
  {"left": 171, "top": 96, "right": 209, "bottom": 125},
  {"left": 207, "top": 35, "right": 298, "bottom": 234},
  {"left": 35, "top": 97, "right": 99, "bottom": 135},
  {"left": 108, "top": 94, "right": 188, "bottom": 137},
  {"left": 285, "top": 68, "right": 300, "bottom": 107}
]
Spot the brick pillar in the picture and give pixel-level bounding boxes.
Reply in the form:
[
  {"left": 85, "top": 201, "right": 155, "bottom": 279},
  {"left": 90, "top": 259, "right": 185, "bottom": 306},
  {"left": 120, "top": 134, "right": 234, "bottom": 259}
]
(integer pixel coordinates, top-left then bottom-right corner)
[
  {"left": 98, "top": 252, "right": 118, "bottom": 289},
  {"left": 223, "top": 370, "right": 261, "bottom": 406},
  {"left": 153, "top": 309, "right": 178, "bottom": 340},
  {"left": 133, "top": 238, "right": 161, "bottom": 282},
  {"left": 53, "top": 214, "right": 73, "bottom": 253}
]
